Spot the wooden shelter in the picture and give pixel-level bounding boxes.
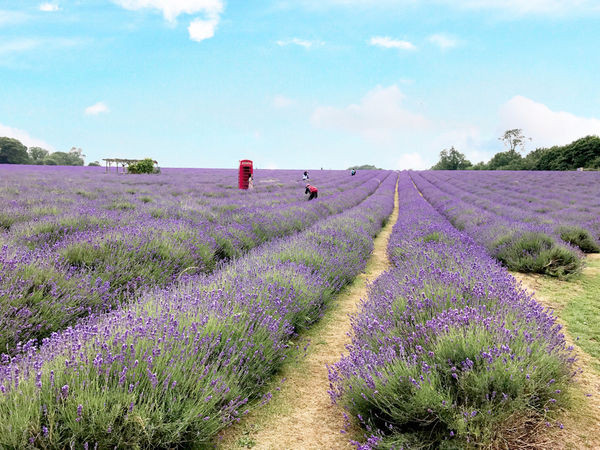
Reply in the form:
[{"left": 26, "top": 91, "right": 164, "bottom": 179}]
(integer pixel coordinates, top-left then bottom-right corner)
[{"left": 102, "top": 158, "right": 159, "bottom": 174}]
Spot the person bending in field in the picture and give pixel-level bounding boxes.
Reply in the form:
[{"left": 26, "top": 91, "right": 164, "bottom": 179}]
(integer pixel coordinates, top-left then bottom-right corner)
[{"left": 305, "top": 183, "right": 318, "bottom": 200}]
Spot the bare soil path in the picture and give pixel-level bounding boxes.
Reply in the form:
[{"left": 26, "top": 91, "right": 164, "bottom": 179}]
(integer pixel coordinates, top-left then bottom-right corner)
[
  {"left": 513, "top": 258, "right": 600, "bottom": 449},
  {"left": 218, "top": 185, "right": 400, "bottom": 450}
]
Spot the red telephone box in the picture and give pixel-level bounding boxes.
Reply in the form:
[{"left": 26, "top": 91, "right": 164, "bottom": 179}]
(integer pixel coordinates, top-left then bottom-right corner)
[{"left": 238, "top": 160, "right": 253, "bottom": 189}]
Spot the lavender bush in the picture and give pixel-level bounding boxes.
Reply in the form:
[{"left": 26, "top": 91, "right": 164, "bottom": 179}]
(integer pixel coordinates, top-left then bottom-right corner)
[
  {"left": 329, "top": 173, "right": 574, "bottom": 448},
  {"left": 0, "top": 170, "right": 397, "bottom": 448}
]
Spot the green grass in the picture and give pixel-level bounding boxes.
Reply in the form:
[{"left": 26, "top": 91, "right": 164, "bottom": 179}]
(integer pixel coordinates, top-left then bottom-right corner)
[{"left": 524, "top": 255, "right": 600, "bottom": 371}]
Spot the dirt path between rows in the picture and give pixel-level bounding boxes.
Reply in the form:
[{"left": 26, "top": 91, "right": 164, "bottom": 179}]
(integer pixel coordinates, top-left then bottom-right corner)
[
  {"left": 218, "top": 184, "right": 400, "bottom": 450},
  {"left": 513, "top": 260, "right": 600, "bottom": 449}
]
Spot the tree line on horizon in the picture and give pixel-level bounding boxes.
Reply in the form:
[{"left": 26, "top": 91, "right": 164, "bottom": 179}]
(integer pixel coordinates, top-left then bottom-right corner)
[
  {"left": 0, "top": 136, "right": 100, "bottom": 166},
  {"left": 347, "top": 164, "right": 382, "bottom": 170},
  {"left": 432, "top": 130, "right": 600, "bottom": 171}
]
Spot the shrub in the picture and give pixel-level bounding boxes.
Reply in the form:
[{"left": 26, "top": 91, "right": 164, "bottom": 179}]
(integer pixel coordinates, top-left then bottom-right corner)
[
  {"left": 557, "top": 225, "right": 600, "bottom": 253},
  {"left": 127, "top": 158, "right": 157, "bottom": 174},
  {"left": 492, "top": 231, "right": 581, "bottom": 277}
]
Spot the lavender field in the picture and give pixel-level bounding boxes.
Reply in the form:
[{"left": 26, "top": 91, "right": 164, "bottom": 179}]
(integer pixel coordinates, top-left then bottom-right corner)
[
  {"left": 0, "top": 166, "right": 388, "bottom": 353},
  {"left": 0, "top": 165, "right": 396, "bottom": 447},
  {"left": 411, "top": 171, "right": 600, "bottom": 277},
  {"left": 0, "top": 166, "right": 597, "bottom": 448}
]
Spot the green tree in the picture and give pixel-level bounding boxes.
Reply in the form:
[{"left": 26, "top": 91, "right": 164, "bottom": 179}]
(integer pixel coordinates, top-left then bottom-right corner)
[
  {"left": 0, "top": 137, "right": 30, "bottom": 164},
  {"left": 88, "top": 161, "right": 101, "bottom": 167},
  {"left": 521, "top": 147, "right": 549, "bottom": 170},
  {"left": 46, "top": 147, "right": 85, "bottom": 166},
  {"left": 470, "top": 161, "right": 488, "bottom": 170},
  {"left": 47, "top": 151, "right": 71, "bottom": 165},
  {"left": 28, "top": 146, "right": 50, "bottom": 164},
  {"left": 347, "top": 164, "right": 381, "bottom": 170},
  {"left": 499, "top": 129, "right": 531, "bottom": 153},
  {"left": 532, "top": 136, "right": 600, "bottom": 170},
  {"left": 431, "top": 146, "right": 472, "bottom": 170},
  {"left": 487, "top": 150, "right": 524, "bottom": 170},
  {"left": 66, "top": 147, "right": 85, "bottom": 165}
]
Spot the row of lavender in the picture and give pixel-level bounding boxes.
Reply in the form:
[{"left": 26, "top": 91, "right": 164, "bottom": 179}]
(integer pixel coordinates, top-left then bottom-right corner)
[
  {"left": 329, "top": 173, "right": 573, "bottom": 448},
  {"left": 410, "top": 171, "right": 589, "bottom": 276},
  {"left": 419, "top": 171, "right": 600, "bottom": 239},
  {"left": 0, "top": 167, "right": 384, "bottom": 353},
  {"left": 0, "top": 172, "right": 397, "bottom": 448}
]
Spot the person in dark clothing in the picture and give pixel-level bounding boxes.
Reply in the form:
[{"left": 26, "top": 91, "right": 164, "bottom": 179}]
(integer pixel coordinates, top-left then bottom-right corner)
[
  {"left": 305, "top": 183, "right": 318, "bottom": 200},
  {"left": 351, "top": 169, "right": 356, "bottom": 176}
]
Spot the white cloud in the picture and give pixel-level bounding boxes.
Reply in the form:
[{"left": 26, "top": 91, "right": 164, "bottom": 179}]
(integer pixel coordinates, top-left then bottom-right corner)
[
  {"left": 272, "top": 95, "right": 295, "bottom": 109},
  {"left": 113, "top": 0, "right": 224, "bottom": 42},
  {"left": 397, "top": 152, "right": 429, "bottom": 170},
  {"left": 112, "top": 0, "right": 223, "bottom": 22},
  {"left": 0, "top": 123, "right": 53, "bottom": 149},
  {"left": 311, "top": 85, "right": 430, "bottom": 142},
  {"left": 39, "top": 3, "right": 60, "bottom": 12},
  {"left": 276, "top": 38, "right": 323, "bottom": 49},
  {"left": 499, "top": 96, "right": 600, "bottom": 148},
  {"left": 84, "top": 101, "right": 110, "bottom": 115},
  {"left": 369, "top": 36, "right": 416, "bottom": 51},
  {"left": 428, "top": 33, "right": 458, "bottom": 49},
  {"left": 432, "top": 96, "right": 600, "bottom": 164},
  {"left": 188, "top": 17, "right": 218, "bottom": 41},
  {"left": 433, "top": 125, "right": 496, "bottom": 162}
]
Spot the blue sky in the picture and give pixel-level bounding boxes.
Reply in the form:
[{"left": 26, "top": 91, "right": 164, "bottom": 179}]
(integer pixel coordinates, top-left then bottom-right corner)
[{"left": 1, "top": 0, "right": 600, "bottom": 169}]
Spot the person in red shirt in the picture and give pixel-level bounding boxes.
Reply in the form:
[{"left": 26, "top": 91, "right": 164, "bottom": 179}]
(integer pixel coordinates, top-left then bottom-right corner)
[{"left": 305, "top": 184, "right": 318, "bottom": 200}]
